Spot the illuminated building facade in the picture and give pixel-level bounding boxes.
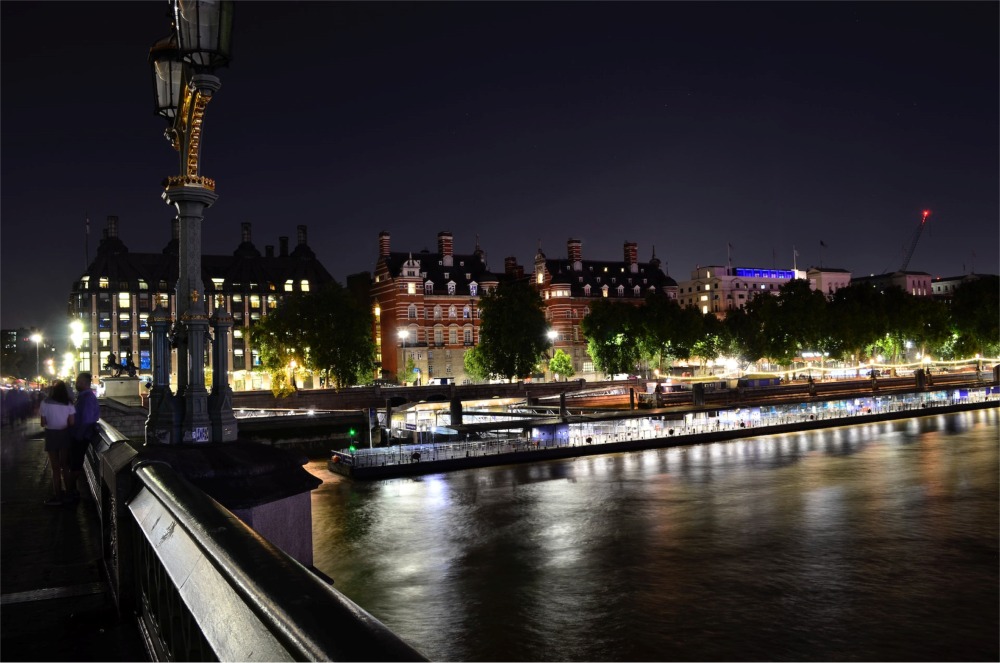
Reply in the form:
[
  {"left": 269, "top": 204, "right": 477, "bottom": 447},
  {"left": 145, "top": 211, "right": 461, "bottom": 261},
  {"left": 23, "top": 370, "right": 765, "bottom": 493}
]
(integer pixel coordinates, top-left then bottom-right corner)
[
  {"left": 851, "top": 271, "right": 933, "bottom": 297},
  {"left": 67, "top": 216, "right": 333, "bottom": 391},
  {"left": 532, "top": 239, "right": 678, "bottom": 379},
  {"left": 371, "top": 231, "right": 503, "bottom": 385},
  {"left": 676, "top": 265, "right": 808, "bottom": 317}
]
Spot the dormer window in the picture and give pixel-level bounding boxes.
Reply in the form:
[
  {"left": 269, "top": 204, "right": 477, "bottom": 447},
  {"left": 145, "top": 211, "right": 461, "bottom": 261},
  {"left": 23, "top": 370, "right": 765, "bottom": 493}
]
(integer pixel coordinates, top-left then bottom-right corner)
[
  {"left": 447, "top": 281, "right": 456, "bottom": 295},
  {"left": 633, "top": 285, "right": 640, "bottom": 296},
  {"left": 583, "top": 284, "right": 591, "bottom": 296},
  {"left": 617, "top": 285, "right": 625, "bottom": 296},
  {"left": 469, "top": 283, "right": 478, "bottom": 297},
  {"left": 424, "top": 281, "right": 434, "bottom": 295},
  {"left": 443, "top": 273, "right": 449, "bottom": 280},
  {"left": 602, "top": 285, "right": 609, "bottom": 298}
]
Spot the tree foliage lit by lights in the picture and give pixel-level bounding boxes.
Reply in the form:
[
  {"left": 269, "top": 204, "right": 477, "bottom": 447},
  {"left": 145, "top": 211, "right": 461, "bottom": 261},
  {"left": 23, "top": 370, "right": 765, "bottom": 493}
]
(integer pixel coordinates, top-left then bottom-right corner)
[
  {"left": 581, "top": 300, "right": 643, "bottom": 377},
  {"left": 548, "top": 349, "right": 575, "bottom": 380},
  {"left": 474, "top": 281, "right": 548, "bottom": 381},
  {"left": 249, "top": 281, "right": 376, "bottom": 394}
]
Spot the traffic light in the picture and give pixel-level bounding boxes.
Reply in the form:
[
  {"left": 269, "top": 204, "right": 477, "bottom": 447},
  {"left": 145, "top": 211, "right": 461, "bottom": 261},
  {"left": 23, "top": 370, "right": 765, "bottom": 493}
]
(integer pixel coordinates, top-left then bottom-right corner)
[{"left": 348, "top": 427, "right": 357, "bottom": 452}]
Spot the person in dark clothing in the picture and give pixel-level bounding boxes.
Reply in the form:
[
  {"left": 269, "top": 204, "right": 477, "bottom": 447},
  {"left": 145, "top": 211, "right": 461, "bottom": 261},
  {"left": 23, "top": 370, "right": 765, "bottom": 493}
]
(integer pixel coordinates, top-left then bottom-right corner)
[{"left": 65, "top": 372, "right": 100, "bottom": 503}]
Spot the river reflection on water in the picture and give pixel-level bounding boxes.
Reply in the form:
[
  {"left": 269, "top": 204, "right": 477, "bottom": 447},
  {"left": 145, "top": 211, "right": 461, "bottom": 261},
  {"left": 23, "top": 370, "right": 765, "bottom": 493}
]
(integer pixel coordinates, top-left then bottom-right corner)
[{"left": 308, "top": 409, "right": 999, "bottom": 662}]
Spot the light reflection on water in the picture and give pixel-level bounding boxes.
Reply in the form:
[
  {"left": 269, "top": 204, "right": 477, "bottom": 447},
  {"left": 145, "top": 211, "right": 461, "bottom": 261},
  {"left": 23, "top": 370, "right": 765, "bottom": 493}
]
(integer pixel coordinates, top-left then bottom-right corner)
[{"left": 309, "top": 409, "right": 999, "bottom": 662}]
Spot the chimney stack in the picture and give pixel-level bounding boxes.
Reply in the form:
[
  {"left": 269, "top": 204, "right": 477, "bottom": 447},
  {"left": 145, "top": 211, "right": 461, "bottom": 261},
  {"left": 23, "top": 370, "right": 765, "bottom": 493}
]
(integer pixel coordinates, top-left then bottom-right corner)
[
  {"left": 297, "top": 225, "right": 307, "bottom": 246},
  {"left": 241, "top": 222, "right": 252, "bottom": 243},
  {"left": 266, "top": 245, "right": 274, "bottom": 258},
  {"left": 624, "top": 241, "right": 638, "bottom": 266},
  {"left": 567, "top": 238, "right": 582, "bottom": 263},
  {"left": 504, "top": 256, "right": 523, "bottom": 278},
  {"left": 378, "top": 231, "right": 391, "bottom": 257},
  {"left": 438, "top": 231, "right": 454, "bottom": 266},
  {"left": 279, "top": 237, "right": 288, "bottom": 257}
]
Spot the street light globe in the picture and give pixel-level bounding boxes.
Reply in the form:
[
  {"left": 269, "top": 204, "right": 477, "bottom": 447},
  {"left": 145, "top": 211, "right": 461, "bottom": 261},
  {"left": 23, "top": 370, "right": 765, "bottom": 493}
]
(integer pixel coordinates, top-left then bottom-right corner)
[
  {"left": 69, "top": 320, "right": 85, "bottom": 348},
  {"left": 398, "top": 330, "right": 409, "bottom": 341},
  {"left": 29, "top": 333, "right": 42, "bottom": 344},
  {"left": 547, "top": 330, "right": 558, "bottom": 341}
]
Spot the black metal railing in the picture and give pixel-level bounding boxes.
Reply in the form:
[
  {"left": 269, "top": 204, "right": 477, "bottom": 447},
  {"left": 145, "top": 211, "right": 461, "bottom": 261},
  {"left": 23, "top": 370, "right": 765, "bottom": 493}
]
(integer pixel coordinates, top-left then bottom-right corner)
[{"left": 90, "top": 425, "right": 426, "bottom": 662}]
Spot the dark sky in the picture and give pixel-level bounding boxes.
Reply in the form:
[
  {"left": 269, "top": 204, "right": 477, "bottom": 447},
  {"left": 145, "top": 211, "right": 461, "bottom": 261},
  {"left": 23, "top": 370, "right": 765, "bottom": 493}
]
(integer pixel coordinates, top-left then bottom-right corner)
[{"left": 2, "top": 1, "right": 997, "bottom": 338}]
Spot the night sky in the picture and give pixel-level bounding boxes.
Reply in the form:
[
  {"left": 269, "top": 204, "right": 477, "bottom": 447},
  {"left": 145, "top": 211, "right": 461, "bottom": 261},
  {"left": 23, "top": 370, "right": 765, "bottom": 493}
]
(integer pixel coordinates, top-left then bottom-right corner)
[{"left": 2, "top": 1, "right": 997, "bottom": 339}]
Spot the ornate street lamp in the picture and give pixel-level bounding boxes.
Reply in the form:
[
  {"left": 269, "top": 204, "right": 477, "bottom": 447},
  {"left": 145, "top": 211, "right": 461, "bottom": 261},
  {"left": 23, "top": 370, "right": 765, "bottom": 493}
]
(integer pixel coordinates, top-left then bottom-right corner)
[
  {"left": 546, "top": 329, "right": 558, "bottom": 381},
  {"left": 398, "top": 330, "right": 410, "bottom": 384},
  {"left": 147, "top": 0, "right": 236, "bottom": 444}
]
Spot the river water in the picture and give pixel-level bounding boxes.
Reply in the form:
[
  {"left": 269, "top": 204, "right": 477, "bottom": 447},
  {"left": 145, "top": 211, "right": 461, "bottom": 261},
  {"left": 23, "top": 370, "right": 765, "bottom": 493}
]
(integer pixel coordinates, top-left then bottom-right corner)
[{"left": 308, "top": 409, "right": 999, "bottom": 662}]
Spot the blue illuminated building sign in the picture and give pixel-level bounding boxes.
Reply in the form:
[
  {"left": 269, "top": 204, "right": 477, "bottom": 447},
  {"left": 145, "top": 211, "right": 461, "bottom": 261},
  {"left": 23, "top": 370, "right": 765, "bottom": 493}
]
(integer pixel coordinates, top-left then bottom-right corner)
[{"left": 734, "top": 268, "right": 795, "bottom": 279}]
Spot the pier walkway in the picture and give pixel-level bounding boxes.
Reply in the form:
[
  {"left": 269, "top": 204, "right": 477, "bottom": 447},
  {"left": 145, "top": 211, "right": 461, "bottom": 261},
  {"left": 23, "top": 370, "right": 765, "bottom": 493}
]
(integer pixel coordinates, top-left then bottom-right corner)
[{"left": 331, "top": 386, "right": 1000, "bottom": 479}]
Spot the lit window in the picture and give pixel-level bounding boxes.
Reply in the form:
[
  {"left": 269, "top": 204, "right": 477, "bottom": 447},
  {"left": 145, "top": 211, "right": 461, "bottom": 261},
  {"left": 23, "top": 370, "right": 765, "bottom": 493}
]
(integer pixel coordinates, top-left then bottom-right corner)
[
  {"left": 408, "top": 283, "right": 416, "bottom": 295},
  {"left": 284, "top": 279, "right": 294, "bottom": 292},
  {"left": 118, "top": 292, "right": 130, "bottom": 308},
  {"left": 250, "top": 295, "right": 261, "bottom": 309},
  {"left": 300, "top": 280, "right": 309, "bottom": 292},
  {"left": 463, "top": 306, "right": 471, "bottom": 319},
  {"left": 447, "top": 282, "right": 456, "bottom": 295},
  {"left": 469, "top": 283, "right": 478, "bottom": 297}
]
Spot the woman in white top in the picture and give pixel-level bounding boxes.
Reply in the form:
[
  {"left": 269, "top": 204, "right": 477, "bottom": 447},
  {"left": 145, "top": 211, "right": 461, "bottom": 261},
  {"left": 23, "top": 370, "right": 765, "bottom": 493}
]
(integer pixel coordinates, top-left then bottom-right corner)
[{"left": 39, "top": 380, "right": 76, "bottom": 506}]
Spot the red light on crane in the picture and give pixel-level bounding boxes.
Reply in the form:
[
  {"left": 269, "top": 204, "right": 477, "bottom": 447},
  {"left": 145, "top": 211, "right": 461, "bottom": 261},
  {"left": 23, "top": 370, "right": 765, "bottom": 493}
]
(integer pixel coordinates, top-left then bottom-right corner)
[{"left": 921, "top": 209, "right": 932, "bottom": 222}]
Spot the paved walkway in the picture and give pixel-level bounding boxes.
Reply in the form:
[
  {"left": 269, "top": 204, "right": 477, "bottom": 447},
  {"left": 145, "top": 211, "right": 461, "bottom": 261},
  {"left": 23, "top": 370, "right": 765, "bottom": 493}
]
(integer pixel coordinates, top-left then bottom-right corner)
[{"left": 0, "top": 419, "right": 146, "bottom": 662}]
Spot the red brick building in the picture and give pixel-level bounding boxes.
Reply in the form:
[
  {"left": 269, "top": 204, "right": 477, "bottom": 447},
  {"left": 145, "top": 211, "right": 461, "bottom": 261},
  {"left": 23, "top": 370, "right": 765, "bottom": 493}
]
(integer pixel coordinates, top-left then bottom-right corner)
[
  {"left": 532, "top": 238, "right": 678, "bottom": 379},
  {"left": 371, "top": 231, "right": 505, "bottom": 384}
]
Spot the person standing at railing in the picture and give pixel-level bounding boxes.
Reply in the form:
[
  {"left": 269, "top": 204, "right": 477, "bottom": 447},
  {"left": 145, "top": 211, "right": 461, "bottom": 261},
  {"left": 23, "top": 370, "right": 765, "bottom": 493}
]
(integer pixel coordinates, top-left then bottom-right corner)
[
  {"left": 39, "top": 380, "right": 76, "bottom": 506},
  {"left": 65, "top": 372, "right": 101, "bottom": 504}
]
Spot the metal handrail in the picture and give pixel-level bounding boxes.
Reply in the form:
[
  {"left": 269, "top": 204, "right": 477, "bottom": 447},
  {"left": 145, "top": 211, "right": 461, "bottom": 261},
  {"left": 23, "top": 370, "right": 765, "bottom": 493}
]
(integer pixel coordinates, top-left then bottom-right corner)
[{"left": 129, "top": 460, "right": 426, "bottom": 662}]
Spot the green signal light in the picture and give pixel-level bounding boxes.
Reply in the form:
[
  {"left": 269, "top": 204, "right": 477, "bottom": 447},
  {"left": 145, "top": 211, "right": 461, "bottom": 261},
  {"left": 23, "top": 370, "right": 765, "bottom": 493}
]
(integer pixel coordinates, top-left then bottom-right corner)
[
  {"left": 348, "top": 428, "right": 356, "bottom": 437},
  {"left": 349, "top": 444, "right": 357, "bottom": 452}
]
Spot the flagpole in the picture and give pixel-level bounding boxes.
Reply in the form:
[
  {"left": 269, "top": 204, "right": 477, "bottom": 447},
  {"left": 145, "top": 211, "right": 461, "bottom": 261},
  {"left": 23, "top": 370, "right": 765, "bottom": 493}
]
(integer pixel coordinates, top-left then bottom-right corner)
[
  {"left": 85, "top": 213, "right": 90, "bottom": 268},
  {"left": 793, "top": 245, "right": 798, "bottom": 271}
]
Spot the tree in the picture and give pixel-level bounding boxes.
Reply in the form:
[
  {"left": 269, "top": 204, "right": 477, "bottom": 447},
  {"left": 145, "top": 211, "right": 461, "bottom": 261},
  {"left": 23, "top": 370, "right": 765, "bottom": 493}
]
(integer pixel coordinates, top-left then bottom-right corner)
[
  {"left": 581, "top": 300, "right": 643, "bottom": 377},
  {"left": 249, "top": 281, "right": 376, "bottom": 395},
  {"left": 475, "top": 281, "right": 549, "bottom": 381},
  {"left": 548, "top": 349, "right": 575, "bottom": 381},
  {"left": 463, "top": 345, "right": 490, "bottom": 382},
  {"left": 950, "top": 275, "right": 1000, "bottom": 358},
  {"left": 248, "top": 294, "right": 305, "bottom": 397},
  {"left": 300, "top": 282, "right": 377, "bottom": 389}
]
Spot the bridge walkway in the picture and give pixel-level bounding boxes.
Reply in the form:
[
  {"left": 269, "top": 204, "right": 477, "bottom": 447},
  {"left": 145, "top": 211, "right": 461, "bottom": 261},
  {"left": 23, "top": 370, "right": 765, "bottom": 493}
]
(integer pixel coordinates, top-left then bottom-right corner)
[{"left": 0, "top": 419, "right": 147, "bottom": 661}]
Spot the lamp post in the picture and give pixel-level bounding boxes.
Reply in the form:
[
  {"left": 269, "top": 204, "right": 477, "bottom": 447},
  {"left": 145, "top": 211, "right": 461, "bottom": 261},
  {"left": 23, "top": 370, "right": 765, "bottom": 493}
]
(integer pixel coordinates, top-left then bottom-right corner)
[
  {"left": 148, "top": 0, "right": 236, "bottom": 444},
  {"left": 546, "top": 329, "right": 558, "bottom": 381},
  {"left": 29, "top": 333, "right": 42, "bottom": 384},
  {"left": 398, "top": 330, "right": 409, "bottom": 385}
]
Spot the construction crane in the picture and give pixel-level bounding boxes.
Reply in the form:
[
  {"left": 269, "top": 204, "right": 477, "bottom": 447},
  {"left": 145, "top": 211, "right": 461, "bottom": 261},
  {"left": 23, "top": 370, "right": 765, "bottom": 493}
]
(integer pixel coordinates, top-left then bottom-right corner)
[{"left": 898, "top": 209, "right": 931, "bottom": 272}]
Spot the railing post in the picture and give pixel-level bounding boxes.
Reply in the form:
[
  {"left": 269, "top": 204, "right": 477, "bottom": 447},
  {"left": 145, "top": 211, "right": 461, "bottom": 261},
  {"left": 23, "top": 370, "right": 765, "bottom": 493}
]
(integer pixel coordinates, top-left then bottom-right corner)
[{"left": 99, "top": 438, "right": 141, "bottom": 615}]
